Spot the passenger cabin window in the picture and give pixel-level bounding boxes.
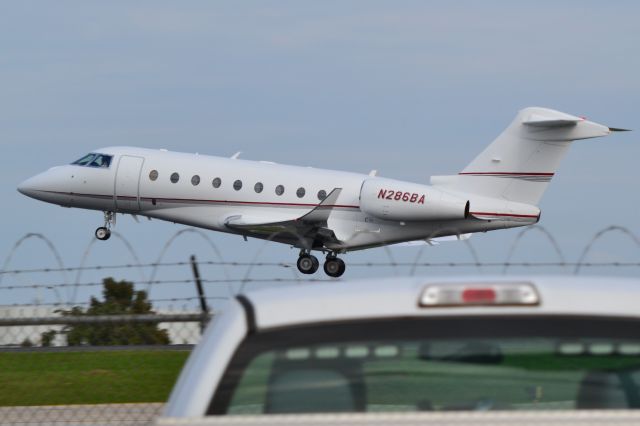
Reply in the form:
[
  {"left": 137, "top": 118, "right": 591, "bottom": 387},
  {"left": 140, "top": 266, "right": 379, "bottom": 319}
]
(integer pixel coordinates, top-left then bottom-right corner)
[
  {"left": 275, "top": 185, "right": 285, "bottom": 196},
  {"left": 317, "top": 190, "right": 327, "bottom": 201},
  {"left": 149, "top": 170, "right": 158, "bottom": 181},
  {"left": 212, "top": 178, "right": 222, "bottom": 188},
  {"left": 296, "top": 187, "right": 306, "bottom": 198},
  {"left": 71, "top": 153, "right": 113, "bottom": 168},
  {"left": 191, "top": 175, "right": 200, "bottom": 186},
  {"left": 233, "top": 180, "right": 243, "bottom": 191},
  {"left": 254, "top": 182, "right": 263, "bottom": 193},
  {"left": 170, "top": 173, "right": 180, "bottom": 183}
]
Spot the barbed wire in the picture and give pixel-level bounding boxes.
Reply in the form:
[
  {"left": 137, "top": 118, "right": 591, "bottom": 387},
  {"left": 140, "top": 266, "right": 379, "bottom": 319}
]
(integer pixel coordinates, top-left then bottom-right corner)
[
  {"left": 3, "top": 260, "right": 640, "bottom": 277},
  {"left": 0, "top": 261, "right": 638, "bottom": 294},
  {"left": 0, "top": 277, "right": 335, "bottom": 291},
  {"left": 0, "top": 260, "right": 296, "bottom": 275},
  {"left": 366, "top": 261, "right": 640, "bottom": 267},
  {"left": 1, "top": 225, "right": 638, "bottom": 307},
  {"left": 0, "top": 296, "right": 236, "bottom": 309},
  {"left": 3, "top": 225, "right": 639, "bottom": 276}
]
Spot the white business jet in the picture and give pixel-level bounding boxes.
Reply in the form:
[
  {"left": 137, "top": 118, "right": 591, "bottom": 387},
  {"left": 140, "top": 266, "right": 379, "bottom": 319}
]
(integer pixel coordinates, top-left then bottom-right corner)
[{"left": 18, "top": 107, "right": 625, "bottom": 277}]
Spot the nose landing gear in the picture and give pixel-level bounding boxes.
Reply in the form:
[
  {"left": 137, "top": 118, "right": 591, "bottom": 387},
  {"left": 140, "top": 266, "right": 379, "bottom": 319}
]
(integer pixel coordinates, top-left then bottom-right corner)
[
  {"left": 95, "top": 227, "right": 111, "bottom": 241},
  {"left": 95, "top": 211, "right": 115, "bottom": 241},
  {"left": 296, "top": 250, "right": 346, "bottom": 278}
]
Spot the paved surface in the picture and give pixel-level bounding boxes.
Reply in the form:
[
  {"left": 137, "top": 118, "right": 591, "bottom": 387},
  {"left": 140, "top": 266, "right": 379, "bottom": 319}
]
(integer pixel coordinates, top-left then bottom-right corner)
[{"left": 0, "top": 403, "right": 164, "bottom": 425}]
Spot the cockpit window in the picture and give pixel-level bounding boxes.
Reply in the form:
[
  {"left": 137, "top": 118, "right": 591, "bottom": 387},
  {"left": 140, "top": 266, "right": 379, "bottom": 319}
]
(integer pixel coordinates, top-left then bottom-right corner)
[
  {"left": 72, "top": 154, "right": 96, "bottom": 166},
  {"left": 89, "top": 154, "right": 112, "bottom": 168},
  {"left": 72, "top": 153, "right": 113, "bottom": 168}
]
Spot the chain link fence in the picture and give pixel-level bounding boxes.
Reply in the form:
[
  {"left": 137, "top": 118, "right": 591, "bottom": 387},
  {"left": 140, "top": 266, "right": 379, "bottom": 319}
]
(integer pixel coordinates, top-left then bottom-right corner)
[{"left": 0, "top": 309, "right": 208, "bottom": 425}]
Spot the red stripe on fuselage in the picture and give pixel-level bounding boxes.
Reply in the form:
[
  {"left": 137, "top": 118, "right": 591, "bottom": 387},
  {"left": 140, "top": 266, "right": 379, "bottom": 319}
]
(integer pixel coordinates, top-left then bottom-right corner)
[
  {"left": 139, "top": 196, "right": 359, "bottom": 209},
  {"left": 39, "top": 190, "right": 359, "bottom": 209},
  {"left": 470, "top": 211, "right": 539, "bottom": 218},
  {"left": 459, "top": 172, "right": 554, "bottom": 176}
]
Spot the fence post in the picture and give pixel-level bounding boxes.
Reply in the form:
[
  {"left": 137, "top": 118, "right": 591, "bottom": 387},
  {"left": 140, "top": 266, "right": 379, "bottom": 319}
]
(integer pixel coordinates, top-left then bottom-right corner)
[{"left": 190, "top": 255, "right": 209, "bottom": 332}]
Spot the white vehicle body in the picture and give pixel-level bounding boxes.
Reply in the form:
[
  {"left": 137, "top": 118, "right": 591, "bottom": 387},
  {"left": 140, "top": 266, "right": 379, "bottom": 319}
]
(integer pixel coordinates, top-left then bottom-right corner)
[
  {"left": 17, "top": 107, "right": 625, "bottom": 276},
  {"left": 162, "top": 275, "right": 640, "bottom": 422}
]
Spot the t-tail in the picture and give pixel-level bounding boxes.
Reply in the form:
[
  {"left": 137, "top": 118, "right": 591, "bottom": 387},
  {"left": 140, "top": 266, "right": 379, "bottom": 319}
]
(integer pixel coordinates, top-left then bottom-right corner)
[{"left": 431, "top": 107, "right": 627, "bottom": 220}]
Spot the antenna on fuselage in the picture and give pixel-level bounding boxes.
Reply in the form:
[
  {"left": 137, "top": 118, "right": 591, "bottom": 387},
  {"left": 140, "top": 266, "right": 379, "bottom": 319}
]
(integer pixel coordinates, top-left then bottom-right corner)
[{"left": 231, "top": 151, "right": 242, "bottom": 159}]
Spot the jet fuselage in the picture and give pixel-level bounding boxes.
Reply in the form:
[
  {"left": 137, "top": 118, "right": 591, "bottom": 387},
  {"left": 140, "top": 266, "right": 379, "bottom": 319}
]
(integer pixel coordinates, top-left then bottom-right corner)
[{"left": 17, "top": 146, "right": 530, "bottom": 252}]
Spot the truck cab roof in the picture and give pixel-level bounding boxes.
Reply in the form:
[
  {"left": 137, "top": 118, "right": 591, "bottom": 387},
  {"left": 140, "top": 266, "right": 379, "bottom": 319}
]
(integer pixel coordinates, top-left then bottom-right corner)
[
  {"left": 243, "top": 275, "right": 640, "bottom": 331},
  {"left": 164, "top": 275, "right": 640, "bottom": 420}
]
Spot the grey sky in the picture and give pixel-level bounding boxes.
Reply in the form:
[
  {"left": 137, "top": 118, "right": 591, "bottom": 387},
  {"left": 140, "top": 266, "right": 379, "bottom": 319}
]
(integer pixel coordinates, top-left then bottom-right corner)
[{"left": 1, "top": 1, "right": 638, "bottom": 307}]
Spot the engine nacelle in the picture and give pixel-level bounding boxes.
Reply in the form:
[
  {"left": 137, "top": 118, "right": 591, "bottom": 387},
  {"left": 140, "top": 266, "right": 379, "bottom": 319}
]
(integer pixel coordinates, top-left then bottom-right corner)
[{"left": 359, "top": 178, "right": 469, "bottom": 222}]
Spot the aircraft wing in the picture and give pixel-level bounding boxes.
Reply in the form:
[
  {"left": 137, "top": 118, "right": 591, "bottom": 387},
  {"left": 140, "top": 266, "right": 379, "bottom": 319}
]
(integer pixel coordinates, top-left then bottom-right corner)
[
  {"left": 393, "top": 233, "right": 472, "bottom": 247},
  {"left": 224, "top": 188, "right": 343, "bottom": 248}
]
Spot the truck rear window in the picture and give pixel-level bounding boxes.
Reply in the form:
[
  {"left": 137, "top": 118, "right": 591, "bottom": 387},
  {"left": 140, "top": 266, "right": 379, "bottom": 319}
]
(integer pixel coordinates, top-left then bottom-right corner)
[{"left": 208, "top": 316, "right": 640, "bottom": 414}]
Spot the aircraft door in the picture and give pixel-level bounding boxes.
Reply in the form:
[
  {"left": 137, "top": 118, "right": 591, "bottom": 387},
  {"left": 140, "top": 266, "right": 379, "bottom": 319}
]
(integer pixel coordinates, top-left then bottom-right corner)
[{"left": 115, "top": 155, "right": 144, "bottom": 211}]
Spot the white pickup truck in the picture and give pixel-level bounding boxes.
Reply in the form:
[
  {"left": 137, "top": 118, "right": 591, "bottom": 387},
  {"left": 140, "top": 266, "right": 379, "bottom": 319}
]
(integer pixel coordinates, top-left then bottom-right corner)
[{"left": 160, "top": 276, "right": 640, "bottom": 425}]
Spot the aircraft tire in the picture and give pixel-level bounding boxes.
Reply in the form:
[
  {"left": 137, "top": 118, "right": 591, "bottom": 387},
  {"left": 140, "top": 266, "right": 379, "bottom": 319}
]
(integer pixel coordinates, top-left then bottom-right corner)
[
  {"left": 324, "top": 257, "right": 345, "bottom": 278},
  {"left": 95, "top": 227, "right": 111, "bottom": 241},
  {"left": 297, "top": 254, "right": 319, "bottom": 274}
]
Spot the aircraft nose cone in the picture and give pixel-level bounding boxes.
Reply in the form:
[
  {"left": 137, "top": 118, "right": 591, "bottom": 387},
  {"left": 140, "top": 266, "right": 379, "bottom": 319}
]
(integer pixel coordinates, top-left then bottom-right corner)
[
  {"left": 17, "top": 171, "right": 52, "bottom": 200},
  {"left": 17, "top": 167, "right": 76, "bottom": 206},
  {"left": 17, "top": 176, "right": 37, "bottom": 197}
]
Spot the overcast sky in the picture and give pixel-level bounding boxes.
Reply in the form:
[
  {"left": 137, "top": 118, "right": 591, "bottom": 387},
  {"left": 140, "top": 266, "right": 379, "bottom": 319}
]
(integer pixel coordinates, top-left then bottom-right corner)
[{"left": 1, "top": 1, "right": 639, "bottom": 307}]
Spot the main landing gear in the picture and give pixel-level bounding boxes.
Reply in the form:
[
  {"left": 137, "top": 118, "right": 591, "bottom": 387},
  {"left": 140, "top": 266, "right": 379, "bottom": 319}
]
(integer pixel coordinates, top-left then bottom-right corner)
[
  {"left": 95, "top": 211, "right": 115, "bottom": 241},
  {"left": 323, "top": 254, "right": 346, "bottom": 278},
  {"left": 296, "top": 251, "right": 346, "bottom": 278},
  {"left": 296, "top": 252, "right": 319, "bottom": 275}
]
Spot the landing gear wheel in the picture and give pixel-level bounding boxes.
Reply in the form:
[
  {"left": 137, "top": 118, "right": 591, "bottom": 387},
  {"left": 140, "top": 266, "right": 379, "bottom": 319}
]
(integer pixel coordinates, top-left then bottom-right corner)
[
  {"left": 95, "top": 227, "right": 111, "bottom": 241},
  {"left": 297, "top": 254, "right": 319, "bottom": 274},
  {"left": 95, "top": 211, "right": 115, "bottom": 241},
  {"left": 324, "top": 257, "right": 346, "bottom": 278}
]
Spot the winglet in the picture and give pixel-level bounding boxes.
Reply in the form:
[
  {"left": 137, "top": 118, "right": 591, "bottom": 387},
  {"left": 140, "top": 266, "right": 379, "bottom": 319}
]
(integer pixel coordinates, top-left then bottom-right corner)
[{"left": 299, "top": 188, "right": 343, "bottom": 224}]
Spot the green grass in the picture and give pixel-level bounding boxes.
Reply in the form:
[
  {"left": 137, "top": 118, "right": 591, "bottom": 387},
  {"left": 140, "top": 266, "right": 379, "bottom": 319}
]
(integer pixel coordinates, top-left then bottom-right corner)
[
  {"left": 0, "top": 350, "right": 190, "bottom": 406},
  {"left": 5, "top": 347, "right": 640, "bottom": 409}
]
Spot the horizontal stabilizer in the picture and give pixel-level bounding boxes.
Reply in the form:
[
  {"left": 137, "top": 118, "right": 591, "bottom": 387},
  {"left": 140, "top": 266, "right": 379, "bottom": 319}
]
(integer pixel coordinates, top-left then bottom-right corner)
[{"left": 522, "top": 111, "right": 582, "bottom": 128}]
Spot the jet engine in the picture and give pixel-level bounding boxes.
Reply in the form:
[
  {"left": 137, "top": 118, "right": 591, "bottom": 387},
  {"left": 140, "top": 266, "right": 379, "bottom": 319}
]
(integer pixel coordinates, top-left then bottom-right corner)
[{"left": 359, "top": 178, "right": 469, "bottom": 222}]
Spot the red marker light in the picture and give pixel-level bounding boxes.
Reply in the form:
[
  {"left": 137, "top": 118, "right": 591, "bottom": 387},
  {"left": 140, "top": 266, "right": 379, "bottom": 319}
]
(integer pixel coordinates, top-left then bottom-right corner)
[
  {"left": 419, "top": 282, "right": 540, "bottom": 307},
  {"left": 462, "top": 288, "right": 496, "bottom": 304}
]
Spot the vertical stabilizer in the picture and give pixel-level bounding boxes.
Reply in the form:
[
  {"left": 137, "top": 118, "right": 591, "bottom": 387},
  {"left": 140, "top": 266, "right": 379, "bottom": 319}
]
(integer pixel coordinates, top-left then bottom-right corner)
[{"left": 431, "top": 107, "right": 613, "bottom": 205}]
